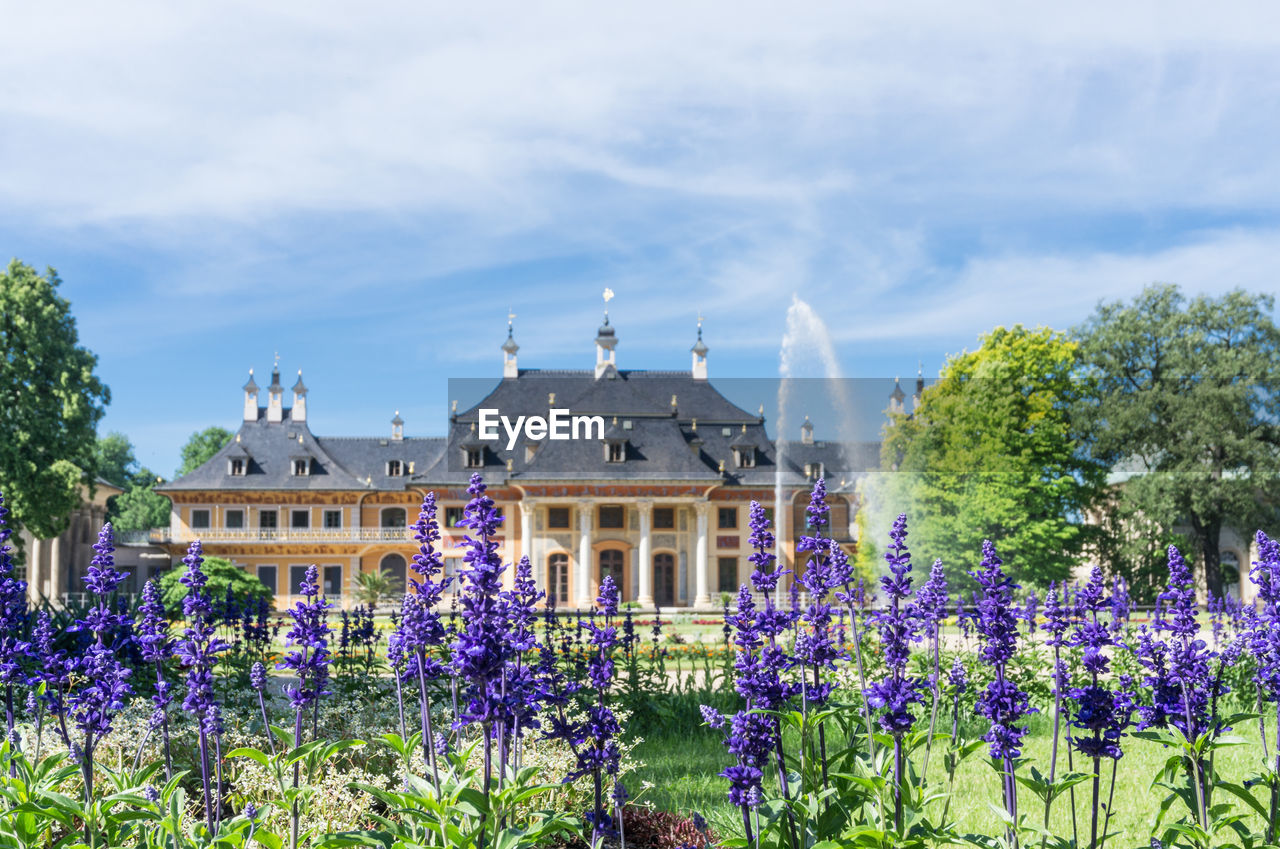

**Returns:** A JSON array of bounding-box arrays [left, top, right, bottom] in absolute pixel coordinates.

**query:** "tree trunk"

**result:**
[[1191, 514, 1224, 601]]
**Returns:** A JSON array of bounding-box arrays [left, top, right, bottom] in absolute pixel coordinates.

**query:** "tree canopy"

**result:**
[[876, 325, 1108, 588], [157, 555, 272, 617], [0, 261, 109, 540], [94, 432, 171, 532], [94, 431, 136, 489], [1074, 284, 1280, 599], [177, 426, 233, 478]]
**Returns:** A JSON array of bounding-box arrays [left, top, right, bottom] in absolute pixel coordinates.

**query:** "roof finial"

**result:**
[[602, 287, 614, 322], [273, 351, 280, 368]]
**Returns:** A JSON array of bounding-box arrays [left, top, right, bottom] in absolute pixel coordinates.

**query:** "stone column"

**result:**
[[576, 500, 593, 609], [693, 502, 711, 608], [28, 537, 45, 605], [520, 500, 535, 568], [636, 500, 653, 607], [50, 535, 64, 604]]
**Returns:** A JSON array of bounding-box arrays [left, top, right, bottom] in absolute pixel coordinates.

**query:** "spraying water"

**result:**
[[775, 295, 858, 597]]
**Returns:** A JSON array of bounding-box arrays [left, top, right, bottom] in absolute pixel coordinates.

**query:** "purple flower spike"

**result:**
[[0, 495, 30, 745], [277, 565, 333, 712], [970, 540, 1033, 761], [865, 514, 923, 736], [174, 540, 230, 830]]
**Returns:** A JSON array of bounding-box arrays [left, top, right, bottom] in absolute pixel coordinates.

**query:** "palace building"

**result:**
[[151, 316, 880, 610]]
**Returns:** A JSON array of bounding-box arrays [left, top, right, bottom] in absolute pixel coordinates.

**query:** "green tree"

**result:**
[[110, 475, 172, 532], [876, 325, 1108, 588], [158, 555, 272, 616], [177, 426, 233, 478], [0, 261, 110, 540], [94, 432, 172, 532], [94, 431, 136, 488], [1074, 285, 1280, 599]]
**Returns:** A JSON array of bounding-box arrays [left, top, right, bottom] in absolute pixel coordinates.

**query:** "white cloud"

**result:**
[[4, 1, 1280, 227], [840, 227, 1280, 343]]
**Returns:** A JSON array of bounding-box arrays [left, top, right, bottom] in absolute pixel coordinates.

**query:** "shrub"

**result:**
[[157, 555, 272, 616]]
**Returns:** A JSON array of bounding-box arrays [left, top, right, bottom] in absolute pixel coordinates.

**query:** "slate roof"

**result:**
[[163, 366, 881, 492]]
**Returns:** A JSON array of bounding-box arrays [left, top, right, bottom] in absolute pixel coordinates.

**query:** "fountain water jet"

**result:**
[[775, 295, 859, 601]]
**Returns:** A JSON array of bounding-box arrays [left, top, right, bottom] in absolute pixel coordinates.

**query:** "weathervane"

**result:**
[[273, 351, 280, 368], [602, 288, 614, 320]]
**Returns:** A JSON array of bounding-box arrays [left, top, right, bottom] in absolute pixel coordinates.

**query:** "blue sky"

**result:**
[[3, 2, 1279, 475]]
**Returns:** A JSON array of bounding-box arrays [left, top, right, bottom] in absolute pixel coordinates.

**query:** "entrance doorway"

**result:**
[[653, 552, 675, 607]]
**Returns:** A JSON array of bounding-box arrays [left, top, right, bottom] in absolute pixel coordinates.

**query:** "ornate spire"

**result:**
[[243, 368, 260, 422], [889, 376, 906, 415], [503, 310, 520, 378], [595, 289, 618, 378], [291, 369, 308, 422], [800, 415, 814, 445], [690, 312, 708, 379], [266, 361, 284, 423]]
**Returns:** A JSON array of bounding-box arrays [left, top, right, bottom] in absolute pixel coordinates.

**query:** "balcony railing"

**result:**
[[148, 527, 478, 544]]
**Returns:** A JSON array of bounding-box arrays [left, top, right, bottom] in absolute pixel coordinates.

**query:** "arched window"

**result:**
[[379, 553, 407, 595], [599, 549, 625, 597], [548, 553, 570, 606], [381, 507, 407, 528], [653, 552, 675, 608]]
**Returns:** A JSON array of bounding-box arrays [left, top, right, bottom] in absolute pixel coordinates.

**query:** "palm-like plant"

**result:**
[[352, 568, 403, 608]]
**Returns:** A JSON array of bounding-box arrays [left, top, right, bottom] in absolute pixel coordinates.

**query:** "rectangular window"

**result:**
[[291, 509, 310, 529], [718, 557, 738, 593], [598, 505, 624, 529], [466, 449, 483, 468], [289, 565, 308, 595], [225, 509, 244, 529], [259, 510, 278, 529], [718, 507, 738, 529], [547, 506, 571, 529], [190, 509, 210, 529], [606, 443, 624, 462], [323, 565, 342, 597], [653, 507, 675, 529], [445, 506, 465, 527], [387, 460, 402, 476], [323, 509, 342, 529], [257, 565, 278, 593], [229, 458, 246, 476], [293, 458, 310, 476], [444, 557, 462, 584]]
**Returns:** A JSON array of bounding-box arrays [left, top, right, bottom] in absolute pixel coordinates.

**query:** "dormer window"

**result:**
[[602, 416, 627, 463], [466, 448, 483, 468], [387, 459, 403, 476], [229, 458, 246, 476], [735, 447, 756, 468], [292, 458, 311, 476]]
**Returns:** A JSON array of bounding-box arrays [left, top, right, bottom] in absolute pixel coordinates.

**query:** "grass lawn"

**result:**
[[629, 711, 1277, 844]]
